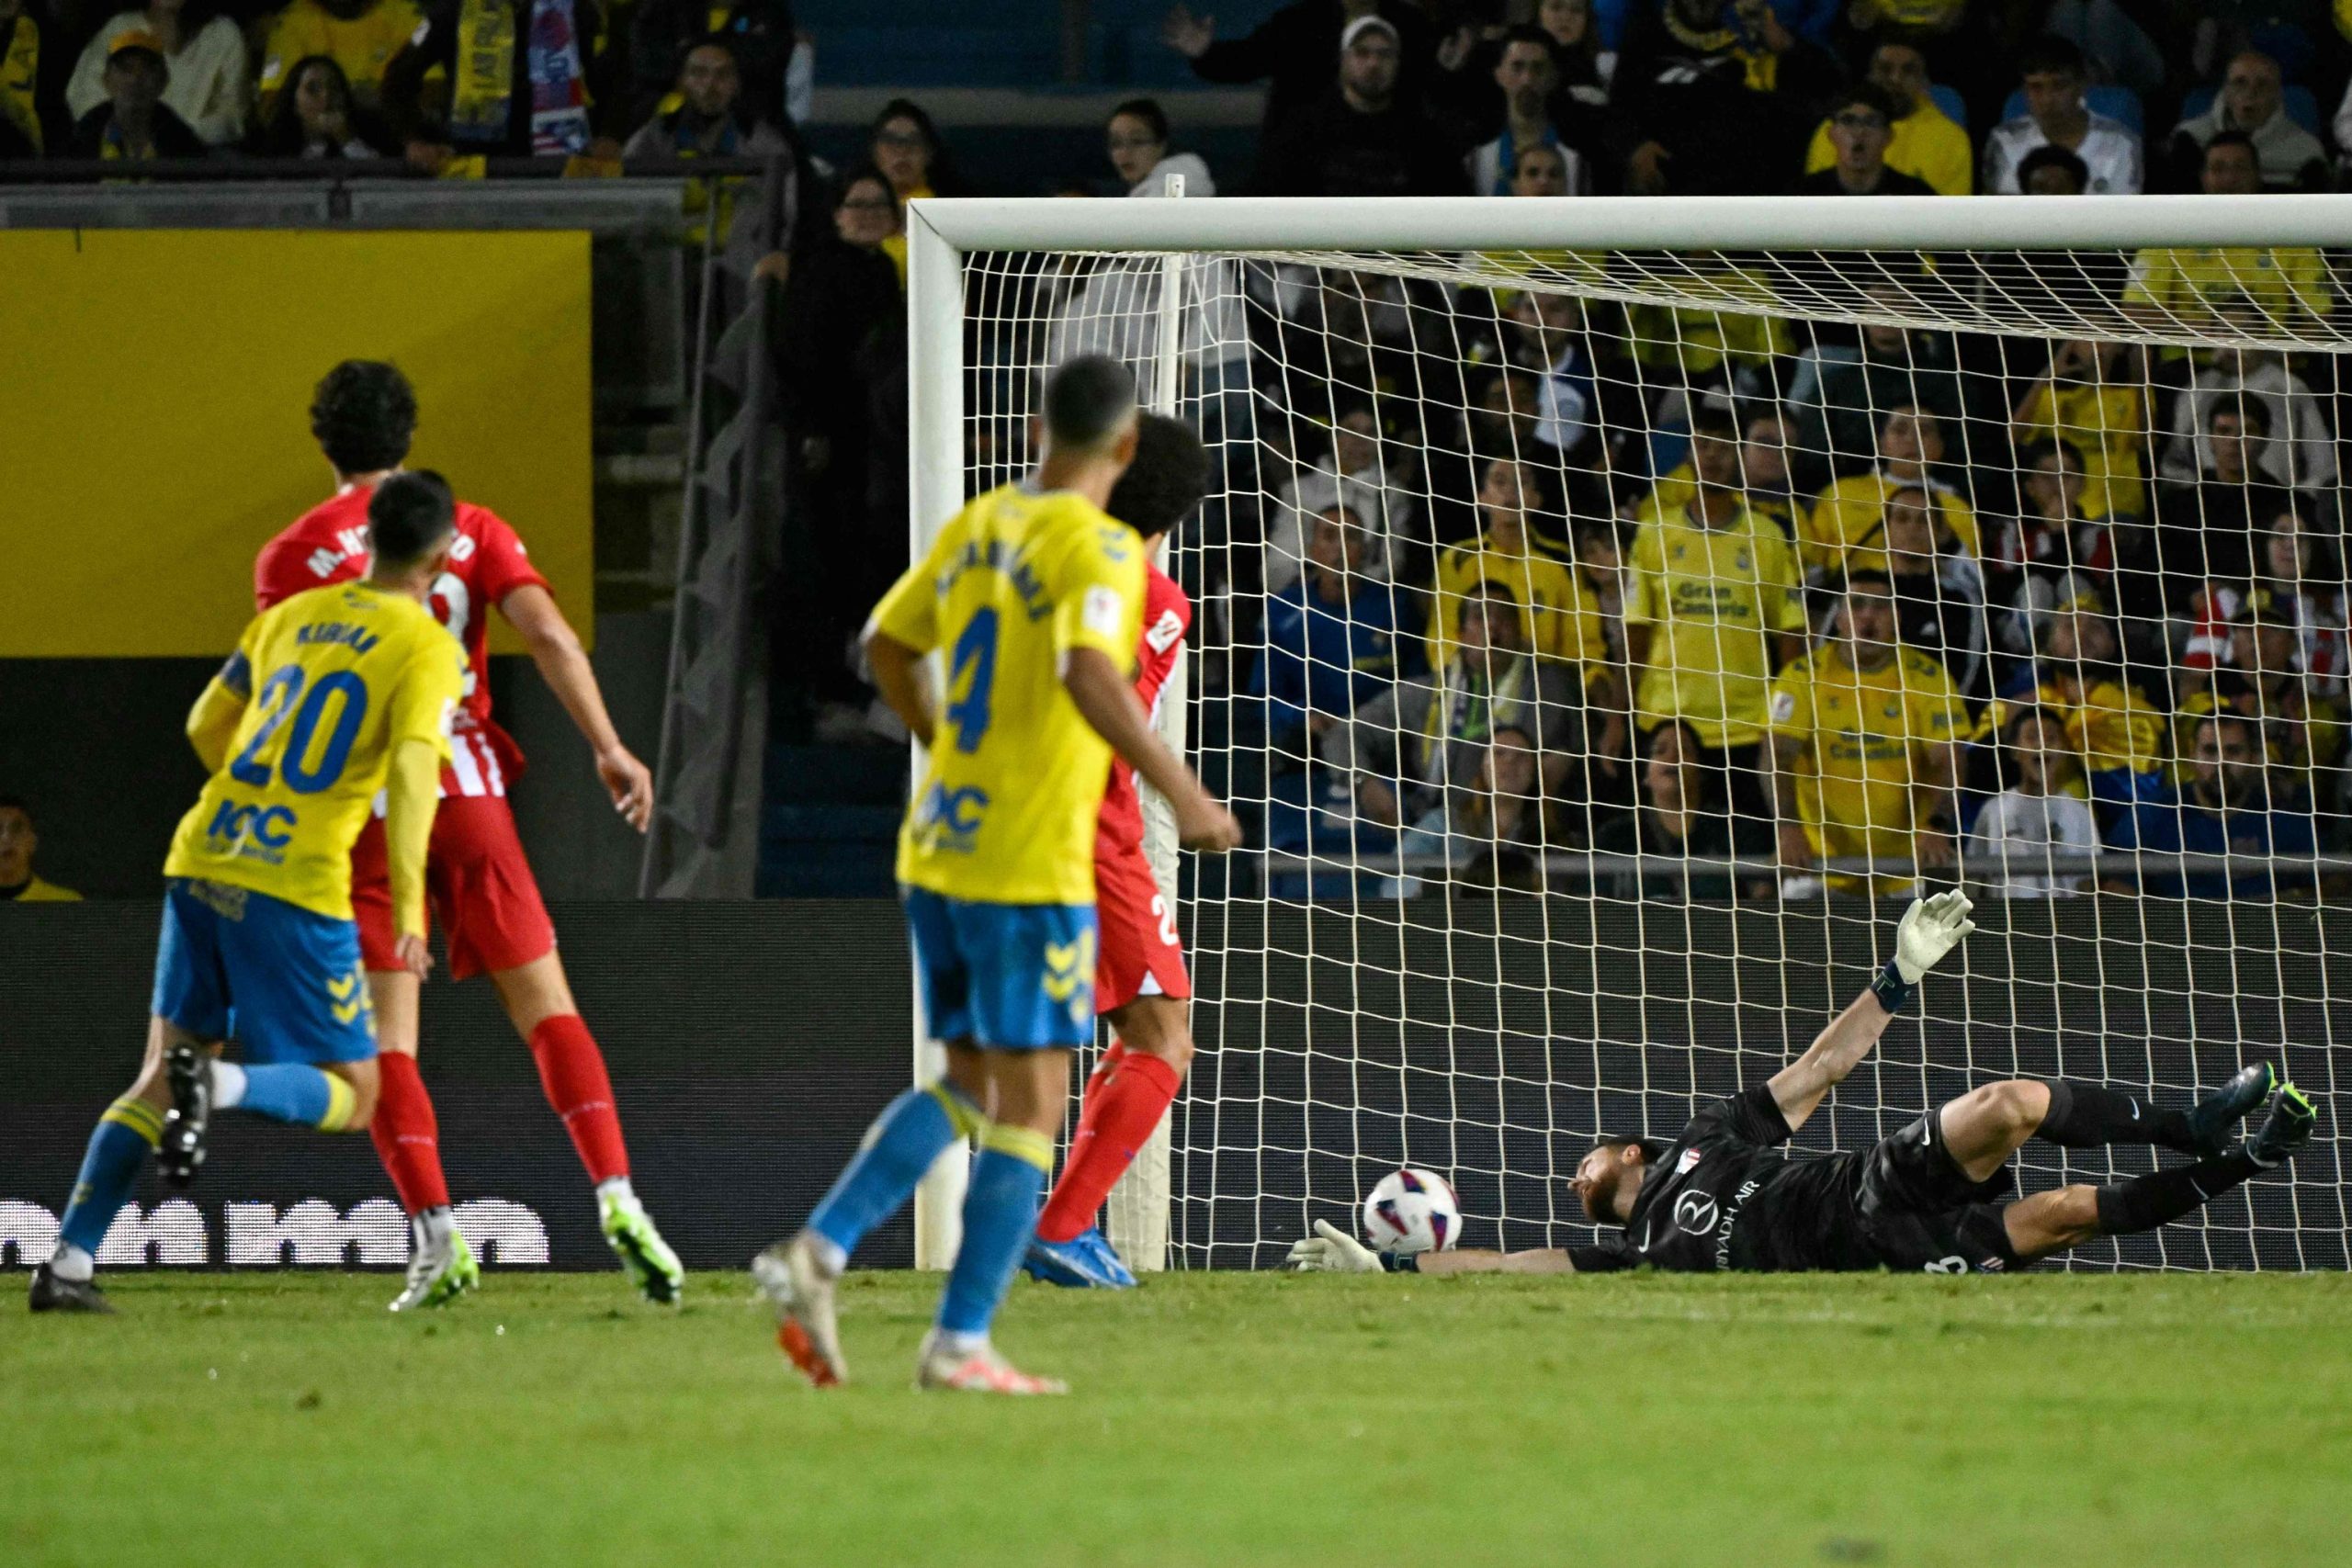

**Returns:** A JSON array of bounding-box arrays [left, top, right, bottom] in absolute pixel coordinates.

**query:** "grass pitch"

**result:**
[[5, 1269, 2348, 1568]]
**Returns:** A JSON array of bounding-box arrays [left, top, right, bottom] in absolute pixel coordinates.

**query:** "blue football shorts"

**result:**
[[152, 878, 377, 1065], [903, 886, 1097, 1050]]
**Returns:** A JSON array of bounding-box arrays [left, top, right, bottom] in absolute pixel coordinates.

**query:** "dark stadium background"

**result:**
[[8, 897, 2342, 1273]]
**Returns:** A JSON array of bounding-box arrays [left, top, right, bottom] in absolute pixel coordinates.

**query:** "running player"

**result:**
[[1290, 892, 2319, 1278], [1024, 412, 1210, 1290], [254, 361, 680, 1311], [30, 475, 467, 1313], [753, 356, 1242, 1394]]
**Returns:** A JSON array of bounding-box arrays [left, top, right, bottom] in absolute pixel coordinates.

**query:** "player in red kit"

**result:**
[[254, 361, 684, 1311], [1025, 412, 1211, 1289]]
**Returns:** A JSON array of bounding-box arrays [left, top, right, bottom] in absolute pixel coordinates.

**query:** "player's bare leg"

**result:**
[[2001, 1081, 2318, 1262], [1028, 995, 1193, 1289], [491, 951, 682, 1303], [368, 968, 482, 1313], [914, 1045, 1072, 1394], [1934, 1064, 2281, 1184]]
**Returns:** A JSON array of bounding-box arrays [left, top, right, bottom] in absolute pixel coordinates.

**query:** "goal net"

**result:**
[[910, 196, 2350, 1274]]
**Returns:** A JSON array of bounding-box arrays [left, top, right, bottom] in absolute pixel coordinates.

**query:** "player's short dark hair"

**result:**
[[1109, 96, 1169, 143], [368, 469, 456, 568], [1591, 1134, 1668, 1167], [2017, 34, 2085, 80], [1042, 355, 1138, 454], [311, 360, 418, 474], [2016, 143, 2089, 192], [0, 794, 28, 820], [1844, 569, 1894, 596], [1105, 412, 1209, 541]]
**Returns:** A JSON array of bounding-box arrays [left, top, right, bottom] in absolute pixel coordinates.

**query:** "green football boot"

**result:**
[[2248, 1083, 2318, 1168], [601, 1189, 684, 1305], [390, 1220, 480, 1313]]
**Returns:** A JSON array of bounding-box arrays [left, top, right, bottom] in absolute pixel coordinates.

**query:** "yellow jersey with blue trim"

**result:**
[[873, 482, 1147, 907], [165, 581, 465, 921]]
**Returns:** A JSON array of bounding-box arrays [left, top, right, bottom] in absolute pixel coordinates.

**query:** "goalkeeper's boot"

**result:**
[[2247, 1083, 2318, 1168], [752, 1233, 845, 1388], [602, 1189, 684, 1306], [1022, 1227, 1136, 1289], [2187, 1061, 2278, 1156], [157, 1044, 210, 1190], [914, 1331, 1068, 1396], [28, 1263, 114, 1315], [389, 1222, 479, 1314]]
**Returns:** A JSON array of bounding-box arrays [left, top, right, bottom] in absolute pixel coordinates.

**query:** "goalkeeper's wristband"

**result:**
[[1377, 1250, 1419, 1274], [1869, 956, 1916, 1015]]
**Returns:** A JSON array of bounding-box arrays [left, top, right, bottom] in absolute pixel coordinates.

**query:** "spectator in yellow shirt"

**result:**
[[2012, 336, 2150, 520], [1803, 40, 1971, 195], [1804, 403, 1980, 577], [1767, 573, 1965, 897], [257, 0, 421, 114], [1634, 408, 1801, 542], [1981, 603, 2166, 828], [2124, 133, 2333, 342], [1431, 456, 1610, 677], [0, 795, 82, 902], [1625, 410, 1810, 829]]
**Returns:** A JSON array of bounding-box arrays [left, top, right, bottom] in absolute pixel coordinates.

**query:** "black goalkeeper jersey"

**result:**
[[1586, 1086, 1883, 1273]]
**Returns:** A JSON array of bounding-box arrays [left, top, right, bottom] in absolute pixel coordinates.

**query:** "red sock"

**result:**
[[1036, 1045, 1181, 1243], [370, 1052, 451, 1213], [527, 1014, 630, 1184]]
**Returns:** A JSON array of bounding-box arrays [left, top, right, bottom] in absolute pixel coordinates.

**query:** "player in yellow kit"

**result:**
[[29, 474, 466, 1314], [754, 355, 1239, 1395]]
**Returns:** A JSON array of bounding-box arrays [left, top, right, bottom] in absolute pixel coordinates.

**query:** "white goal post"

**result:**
[[905, 194, 2352, 1272]]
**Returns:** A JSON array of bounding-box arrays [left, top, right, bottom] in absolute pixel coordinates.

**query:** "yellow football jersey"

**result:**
[[2124, 246, 2333, 329], [2016, 380, 2148, 520], [1804, 473, 1981, 575], [1624, 505, 1808, 749], [1982, 677, 2165, 777], [1768, 647, 1965, 890], [165, 582, 464, 921], [1805, 101, 1973, 196], [874, 483, 1146, 907], [1430, 532, 1607, 671]]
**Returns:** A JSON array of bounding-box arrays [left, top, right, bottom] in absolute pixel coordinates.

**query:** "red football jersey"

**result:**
[[1095, 562, 1192, 863], [254, 484, 549, 731]]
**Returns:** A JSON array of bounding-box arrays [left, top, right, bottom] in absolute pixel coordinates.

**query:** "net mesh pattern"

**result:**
[[951, 240, 2352, 1272]]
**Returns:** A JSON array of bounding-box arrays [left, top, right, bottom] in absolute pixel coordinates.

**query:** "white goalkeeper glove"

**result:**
[[1892, 889, 1975, 984], [1285, 1220, 1388, 1274]]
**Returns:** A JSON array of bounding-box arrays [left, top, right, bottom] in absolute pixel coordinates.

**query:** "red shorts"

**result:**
[[351, 794, 558, 980], [1094, 841, 1189, 1014]]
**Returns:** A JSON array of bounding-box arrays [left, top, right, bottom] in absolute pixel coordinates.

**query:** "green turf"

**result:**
[[5, 1269, 2349, 1567]]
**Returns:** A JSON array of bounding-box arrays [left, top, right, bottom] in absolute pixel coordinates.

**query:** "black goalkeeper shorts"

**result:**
[[1853, 1109, 2024, 1275]]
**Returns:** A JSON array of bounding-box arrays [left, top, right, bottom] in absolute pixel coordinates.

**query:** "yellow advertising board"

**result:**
[[0, 229, 593, 657]]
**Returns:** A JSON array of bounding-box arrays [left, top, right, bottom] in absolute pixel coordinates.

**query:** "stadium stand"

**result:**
[[7, 0, 2352, 898]]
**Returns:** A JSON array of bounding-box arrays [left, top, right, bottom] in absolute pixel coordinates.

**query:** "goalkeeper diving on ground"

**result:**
[[1291, 893, 2320, 1279]]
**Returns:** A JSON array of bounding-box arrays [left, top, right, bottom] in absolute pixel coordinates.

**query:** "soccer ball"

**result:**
[[1361, 1168, 1462, 1255]]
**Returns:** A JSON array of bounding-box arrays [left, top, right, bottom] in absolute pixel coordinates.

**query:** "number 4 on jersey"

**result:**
[[944, 608, 999, 753]]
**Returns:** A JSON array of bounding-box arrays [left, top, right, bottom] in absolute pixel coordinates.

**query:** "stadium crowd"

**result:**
[[9, 0, 2352, 899]]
